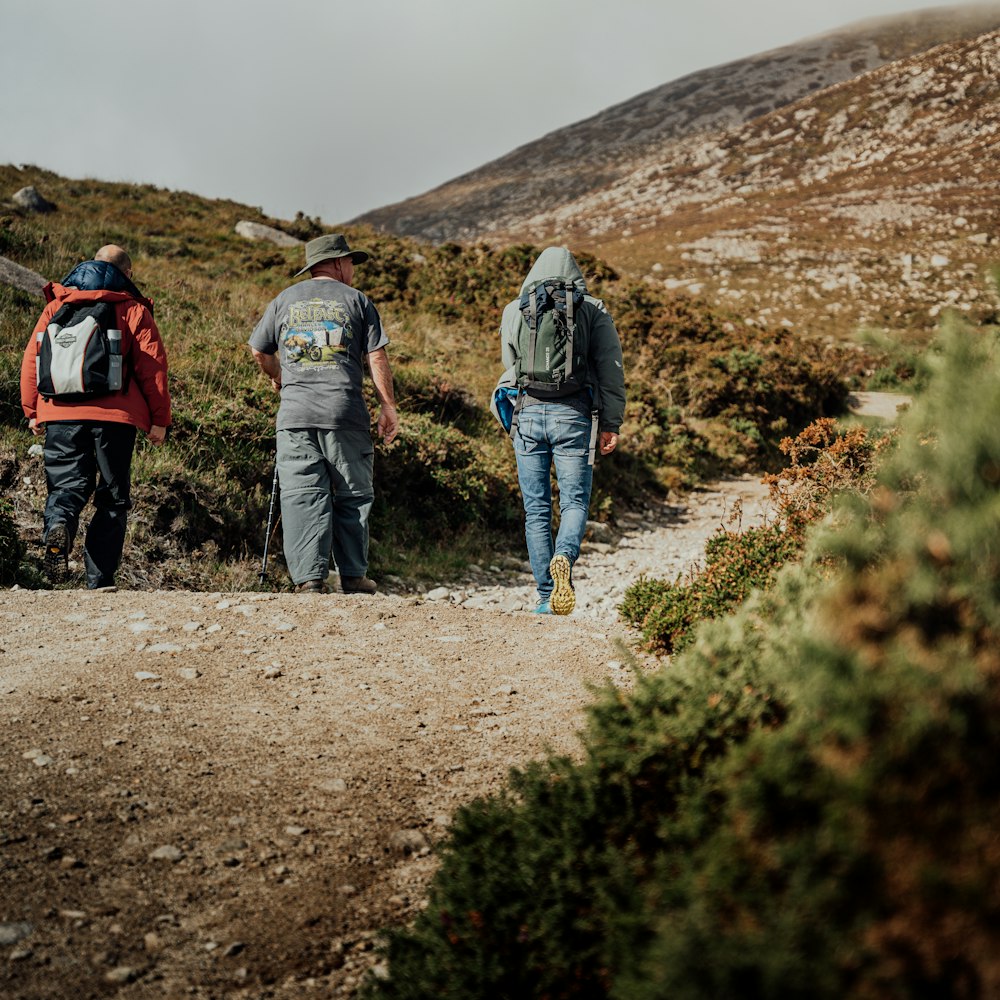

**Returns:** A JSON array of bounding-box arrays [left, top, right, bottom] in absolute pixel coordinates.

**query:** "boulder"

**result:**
[[234, 221, 302, 247], [0, 255, 46, 298], [12, 186, 55, 213]]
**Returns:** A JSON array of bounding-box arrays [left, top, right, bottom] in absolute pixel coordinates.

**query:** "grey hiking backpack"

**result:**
[[514, 279, 587, 396], [36, 300, 126, 402]]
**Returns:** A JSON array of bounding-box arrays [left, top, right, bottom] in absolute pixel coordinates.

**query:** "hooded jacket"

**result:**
[[498, 247, 626, 433], [20, 261, 171, 432]]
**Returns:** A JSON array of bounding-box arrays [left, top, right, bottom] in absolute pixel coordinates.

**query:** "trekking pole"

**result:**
[[259, 462, 280, 585]]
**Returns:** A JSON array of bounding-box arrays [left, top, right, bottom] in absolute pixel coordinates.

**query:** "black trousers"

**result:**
[[43, 421, 137, 589]]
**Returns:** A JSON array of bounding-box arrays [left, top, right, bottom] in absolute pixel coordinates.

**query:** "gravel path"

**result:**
[[415, 474, 771, 616], [0, 476, 771, 998]]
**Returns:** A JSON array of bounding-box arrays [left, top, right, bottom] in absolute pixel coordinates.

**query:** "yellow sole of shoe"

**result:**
[[549, 555, 575, 615]]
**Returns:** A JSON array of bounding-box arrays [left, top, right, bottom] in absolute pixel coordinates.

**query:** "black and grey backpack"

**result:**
[[36, 300, 126, 402]]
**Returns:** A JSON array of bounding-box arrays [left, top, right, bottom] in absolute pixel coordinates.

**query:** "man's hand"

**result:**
[[600, 431, 619, 455], [367, 348, 398, 444], [148, 425, 167, 446], [251, 348, 281, 392], [28, 418, 43, 437], [378, 404, 399, 445]]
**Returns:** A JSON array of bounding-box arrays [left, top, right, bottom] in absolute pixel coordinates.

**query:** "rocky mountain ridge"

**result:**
[[355, 5, 1000, 343], [355, 4, 1000, 246]]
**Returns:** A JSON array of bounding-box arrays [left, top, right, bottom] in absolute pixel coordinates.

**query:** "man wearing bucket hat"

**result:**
[[249, 233, 398, 594]]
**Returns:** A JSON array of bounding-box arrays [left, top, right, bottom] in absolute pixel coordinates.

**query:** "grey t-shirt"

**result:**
[[249, 278, 389, 431]]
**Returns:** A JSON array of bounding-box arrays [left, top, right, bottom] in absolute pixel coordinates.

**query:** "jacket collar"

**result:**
[[44, 260, 154, 313]]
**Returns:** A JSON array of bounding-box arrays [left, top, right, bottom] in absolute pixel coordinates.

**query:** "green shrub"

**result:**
[[621, 418, 890, 653], [0, 497, 25, 584], [366, 319, 1000, 999], [622, 524, 802, 654]]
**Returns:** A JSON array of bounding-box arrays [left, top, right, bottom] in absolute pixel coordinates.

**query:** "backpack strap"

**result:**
[[563, 280, 575, 385], [509, 388, 525, 442], [527, 286, 538, 382]]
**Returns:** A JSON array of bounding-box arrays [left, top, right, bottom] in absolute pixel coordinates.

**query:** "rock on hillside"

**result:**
[[11, 186, 55, 214], [0, 255, 46, 297], [354, 4, 1000, 243], [234, 220, 303, 247]]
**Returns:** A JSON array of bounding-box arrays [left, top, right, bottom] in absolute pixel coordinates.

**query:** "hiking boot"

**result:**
[[341, 575, 377, 595], [532, 601, 551, 615], [295, 580, 326, 594], [43, 522, 69, 585], [549, 554, 575, 615]]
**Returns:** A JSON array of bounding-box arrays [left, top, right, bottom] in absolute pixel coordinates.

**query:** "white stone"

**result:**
[[149, 845, 184, 862], [234, 221, 302, 247]]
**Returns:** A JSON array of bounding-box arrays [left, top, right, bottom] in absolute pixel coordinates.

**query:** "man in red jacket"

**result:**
[[20, 244, 171, 589]]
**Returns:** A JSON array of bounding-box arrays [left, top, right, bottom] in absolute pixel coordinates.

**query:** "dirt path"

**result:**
[[0, 479, 770, 999], [846, 390, 913, 421]]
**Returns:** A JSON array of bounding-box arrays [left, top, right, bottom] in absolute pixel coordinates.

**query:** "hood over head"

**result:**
[[520, 247, 586, 294]]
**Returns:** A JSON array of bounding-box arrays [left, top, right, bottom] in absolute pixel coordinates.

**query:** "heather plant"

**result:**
[[621, 417, 892, 653], [620, 521, 802, 654], [364, 319, 1000, 998]]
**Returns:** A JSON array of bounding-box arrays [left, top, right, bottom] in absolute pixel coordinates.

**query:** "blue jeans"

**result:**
[[514, 404, 595, 604]]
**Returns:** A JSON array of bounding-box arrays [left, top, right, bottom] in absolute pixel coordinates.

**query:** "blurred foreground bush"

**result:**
[[363, 320, 1000, 998]]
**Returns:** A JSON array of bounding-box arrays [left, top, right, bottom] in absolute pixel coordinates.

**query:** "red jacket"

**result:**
[[21, 283, 171, 432]]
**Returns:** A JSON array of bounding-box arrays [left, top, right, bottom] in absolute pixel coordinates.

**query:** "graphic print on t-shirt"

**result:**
[[282, 299, 354, 366]]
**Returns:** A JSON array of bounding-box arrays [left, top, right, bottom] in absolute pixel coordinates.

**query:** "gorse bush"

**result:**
[[621, 417, 892, 653], [620, 522, 802, 654], [365, 320, 1000, 998]]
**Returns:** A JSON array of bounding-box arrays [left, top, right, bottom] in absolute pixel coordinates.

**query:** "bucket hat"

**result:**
[[294, 233, 371, 276]]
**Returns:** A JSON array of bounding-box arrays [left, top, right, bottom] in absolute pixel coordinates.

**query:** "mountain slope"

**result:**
[[533, 27, 1000, 342], [355, 4, 1000, 244]]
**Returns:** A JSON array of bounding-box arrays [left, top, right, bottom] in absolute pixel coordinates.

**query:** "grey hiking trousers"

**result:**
[[276, 428, 374, 585]]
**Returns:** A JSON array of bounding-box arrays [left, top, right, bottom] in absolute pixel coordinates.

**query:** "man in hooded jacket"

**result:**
[[496, 246, 626, 614], [20, 244, 171, 589]]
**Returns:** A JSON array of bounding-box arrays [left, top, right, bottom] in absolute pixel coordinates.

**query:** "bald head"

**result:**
[[95, 244, 133, 276]]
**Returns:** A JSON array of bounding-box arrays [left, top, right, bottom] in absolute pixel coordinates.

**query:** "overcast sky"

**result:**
[[0, 0, 990, 224]]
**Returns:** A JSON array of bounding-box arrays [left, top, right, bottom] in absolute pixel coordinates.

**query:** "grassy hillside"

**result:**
[[1, 166, 852, 590]]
